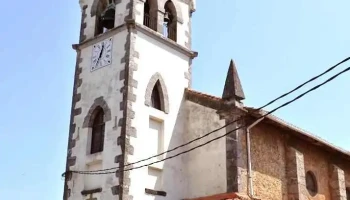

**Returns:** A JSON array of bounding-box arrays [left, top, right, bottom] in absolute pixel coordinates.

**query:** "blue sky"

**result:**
[[0, 0, 349, 199]]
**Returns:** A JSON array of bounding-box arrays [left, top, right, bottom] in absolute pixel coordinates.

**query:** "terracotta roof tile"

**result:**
[[185, 89, 225, 110], [185, 88, 222, 101]]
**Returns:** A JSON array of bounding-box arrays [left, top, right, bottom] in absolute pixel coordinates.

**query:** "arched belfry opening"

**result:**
[[164, 0, 177, 41], [90, 107, 105, 154], [145, 73, 170, 113], [143, 0, 158, 31], [95, 0, 116, 36]]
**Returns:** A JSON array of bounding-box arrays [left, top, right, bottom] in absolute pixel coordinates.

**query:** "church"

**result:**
[[63, 0, 350, 200]]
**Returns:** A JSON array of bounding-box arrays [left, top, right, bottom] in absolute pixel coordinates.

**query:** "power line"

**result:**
[[256, 57, 350, 109], [67, 63, 350, 175], [64, 57, 349, 175]]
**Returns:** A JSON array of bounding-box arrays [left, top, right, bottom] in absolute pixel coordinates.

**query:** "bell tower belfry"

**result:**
[[63, 0, 197, 200]]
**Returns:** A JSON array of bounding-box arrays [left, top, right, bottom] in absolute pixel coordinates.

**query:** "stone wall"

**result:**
[[243, 121, 350, 200], [241, 123, 288, 200], [345, 168, 350, 198], [346, 169, 350, 189], [293, 138, 331, 200]]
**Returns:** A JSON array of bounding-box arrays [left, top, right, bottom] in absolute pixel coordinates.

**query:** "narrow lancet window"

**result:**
[[91, 107, 105, 154], [151, 81, 162, 111]]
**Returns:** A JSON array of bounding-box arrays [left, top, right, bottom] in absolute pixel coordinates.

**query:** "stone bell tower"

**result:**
[[63, 0, 197, 200]]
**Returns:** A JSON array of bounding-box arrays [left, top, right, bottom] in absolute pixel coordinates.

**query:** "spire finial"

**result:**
[[222, 59, 245, 101]]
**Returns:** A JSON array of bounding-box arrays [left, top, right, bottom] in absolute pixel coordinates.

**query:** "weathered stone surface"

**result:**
[[117, 9, 138, 200], [82, 96, 112, 128], [222, 60, 245, 101], [329, 164, 347, 200], [80, 5, 88, 42], [63, 47, 84, 200], [286, 147, 306, 199]]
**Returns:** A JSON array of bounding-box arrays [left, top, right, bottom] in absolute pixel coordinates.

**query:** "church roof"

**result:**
[[185, 89, 350, 161], [185, 88, 224, 110], [245, 107, 350, 160], [222, 60, 245, 101]]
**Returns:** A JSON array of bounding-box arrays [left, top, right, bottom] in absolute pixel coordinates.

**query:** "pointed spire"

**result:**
[[222, 59, 245, 101]]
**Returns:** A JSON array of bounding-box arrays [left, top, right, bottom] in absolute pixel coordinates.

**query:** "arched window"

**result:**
[[95, 0, 115, 36], [145, 73, 169, 113], [164, 0, 177, 41], [346, 187, 350, 200], [151, 81, 162, 110], [143, 0, 158, 31], [91, 107, 105, 154], [305, 171, 318, 196]]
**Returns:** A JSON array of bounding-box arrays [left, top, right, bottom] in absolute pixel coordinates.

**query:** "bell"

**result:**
[[101, 3, 116, 29], [164, 11, 170, 23]]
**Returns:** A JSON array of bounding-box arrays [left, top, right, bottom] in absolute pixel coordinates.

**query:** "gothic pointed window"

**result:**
[[145, 73, 169, 113], [91, 107, 105, 154], [151, 81, 162, 111]]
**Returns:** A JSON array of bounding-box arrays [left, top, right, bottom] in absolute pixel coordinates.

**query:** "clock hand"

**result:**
[[100, 43, 105, 59], [96, 43, 104, 66]]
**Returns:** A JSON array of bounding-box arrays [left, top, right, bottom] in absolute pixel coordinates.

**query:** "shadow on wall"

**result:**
[[147, 97, 227, 200], [149, 97, 188, 199], [142, 95, 336, 200]]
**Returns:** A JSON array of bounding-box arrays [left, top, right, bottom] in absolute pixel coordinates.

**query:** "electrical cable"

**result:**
[[67, 64, 350, 175], [255, 57, 350, 110], [63, 57, 350, 175], [63, 57, 349, 175]]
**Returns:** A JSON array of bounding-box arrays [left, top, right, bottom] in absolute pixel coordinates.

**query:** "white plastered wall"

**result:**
[[128, 31, 190, 200], [183, 101, 227, 199], [68, 29, 128, 200]]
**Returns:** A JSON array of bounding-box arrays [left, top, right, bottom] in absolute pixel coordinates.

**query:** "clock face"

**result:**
[[91, 37, 113, 71]]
